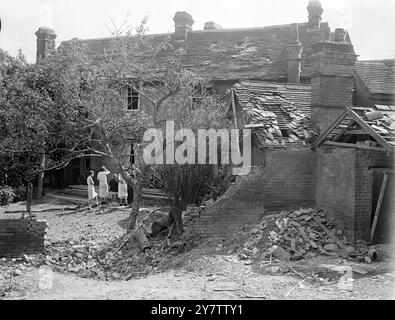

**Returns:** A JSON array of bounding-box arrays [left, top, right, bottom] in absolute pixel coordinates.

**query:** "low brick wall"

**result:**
[[0, 219, 47, 257]]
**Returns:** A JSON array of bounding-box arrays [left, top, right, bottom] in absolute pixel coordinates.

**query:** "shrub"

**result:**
[[13, 185, 27, 202], [0, 186, 16, 206]]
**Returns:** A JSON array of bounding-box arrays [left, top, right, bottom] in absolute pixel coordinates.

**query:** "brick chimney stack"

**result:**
[[310, 39, 357, 133], [307, 0, 323, 29], [35, 26, 56, 62], [173, 11, 194, 40], [287, 23, 302, 83]]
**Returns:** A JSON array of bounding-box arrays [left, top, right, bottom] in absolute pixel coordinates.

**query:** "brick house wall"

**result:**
[[183, 148, 317, 240], [354, 149, 393, 242], [316, 147, 393, 243], [316, 147, 356, 241]]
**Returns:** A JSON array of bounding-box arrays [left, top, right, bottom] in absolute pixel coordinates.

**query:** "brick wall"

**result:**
[[316, 147, 394, 243], [310, 41, 356, 133], [183, 148, 317, 242], [354, 149, 393, 243], [316, 148, 356, 242], [311, 75, 354, 107], [0, 219, 47, 257]]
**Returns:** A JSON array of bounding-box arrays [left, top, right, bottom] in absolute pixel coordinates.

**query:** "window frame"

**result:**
[[125, 85, 140, 111]]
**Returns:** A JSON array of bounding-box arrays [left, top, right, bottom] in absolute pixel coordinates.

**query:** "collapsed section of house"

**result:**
[[183, 42, 394, 246]]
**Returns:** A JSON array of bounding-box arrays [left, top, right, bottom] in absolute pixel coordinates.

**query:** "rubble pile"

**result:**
[[237, 208, 378, 263], [37, 234, 186, 281]]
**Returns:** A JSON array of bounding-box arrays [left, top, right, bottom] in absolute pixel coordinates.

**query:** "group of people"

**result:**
[[86, 165, 137, 209]]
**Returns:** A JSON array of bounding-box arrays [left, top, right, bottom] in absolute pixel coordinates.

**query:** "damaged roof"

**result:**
[[61, 22, 332, 81], [232, 80, 317, 146], [354, 61, 395, 95], [313, 105, 395, 153]]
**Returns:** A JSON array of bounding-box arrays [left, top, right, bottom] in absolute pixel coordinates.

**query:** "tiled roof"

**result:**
[[312, 105, 395, 152], [61, 22, 331, 81], [351, 105, 395, 148], [232, 81, 317, 146], [354, 61, 395, 95]]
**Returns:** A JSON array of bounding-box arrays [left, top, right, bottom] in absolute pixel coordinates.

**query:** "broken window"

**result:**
[[126, 85, 139, 111]]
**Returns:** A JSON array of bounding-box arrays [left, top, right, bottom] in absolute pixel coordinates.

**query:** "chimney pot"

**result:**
[[334, 28, 346, 42], [204, 21, 222, 30], [35, 26, 56, 62], [307, 0, 323, 29], [173, 11, 194, 40]]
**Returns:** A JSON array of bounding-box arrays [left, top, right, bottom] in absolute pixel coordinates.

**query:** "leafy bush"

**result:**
[[0, 186, 16, 206], [13, 185, 27, 202]]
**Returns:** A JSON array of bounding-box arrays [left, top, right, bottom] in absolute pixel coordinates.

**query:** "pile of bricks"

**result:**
[[0, 219, 47, 257]]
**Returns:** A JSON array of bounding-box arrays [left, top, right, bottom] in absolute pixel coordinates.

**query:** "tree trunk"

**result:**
[[134, 228, 151, 251], [128, 175, 142, 231], [169, 203, 183, 237], [36, 153, 45, 200], [25, 182, 33, 218]]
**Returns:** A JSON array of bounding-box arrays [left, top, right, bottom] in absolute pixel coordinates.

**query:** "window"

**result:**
[[129, 141, 136, 165], [280, 129, 290, 138], [126, 86, 139, 111]]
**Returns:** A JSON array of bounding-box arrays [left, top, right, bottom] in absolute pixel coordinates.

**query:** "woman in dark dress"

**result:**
[[108, 174, 119, 204]]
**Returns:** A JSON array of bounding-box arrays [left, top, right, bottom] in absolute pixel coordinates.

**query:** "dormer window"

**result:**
[[126, 85, 140, 111]]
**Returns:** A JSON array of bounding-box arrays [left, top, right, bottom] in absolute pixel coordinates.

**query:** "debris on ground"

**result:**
[[229, 208, 380, 264]]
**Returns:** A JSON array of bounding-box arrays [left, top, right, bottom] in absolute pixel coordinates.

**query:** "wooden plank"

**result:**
[[312, 109, 349, 148], [371, 173, 389, 242], [333, 119, 359, 141], [231, 88, 238, 129], [347, 108, 394, 152], [345, 130, 369, 135], [323, 141, 388, 152]]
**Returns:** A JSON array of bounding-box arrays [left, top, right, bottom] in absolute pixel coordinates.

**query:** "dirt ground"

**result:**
[[1, 198, 394, 300]]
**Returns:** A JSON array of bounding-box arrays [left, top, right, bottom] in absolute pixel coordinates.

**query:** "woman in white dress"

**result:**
[[117, 173, 128, 206], [87, 171, 98, 209], [97, 166, 110, 204]]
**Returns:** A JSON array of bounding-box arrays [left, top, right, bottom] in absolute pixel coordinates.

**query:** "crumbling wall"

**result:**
[[0, 219, 47, 257], [183, 148, 317, 242], [316, 147, 356, 242]]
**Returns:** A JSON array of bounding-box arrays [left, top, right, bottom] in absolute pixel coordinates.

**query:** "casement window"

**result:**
[[126, 85, 140, 111]]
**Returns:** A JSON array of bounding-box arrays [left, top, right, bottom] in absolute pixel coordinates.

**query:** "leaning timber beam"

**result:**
[[370, 173, 389, 242], [323, 141, 388, 152]]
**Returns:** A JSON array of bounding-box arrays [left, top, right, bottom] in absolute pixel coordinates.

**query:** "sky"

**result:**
[[0, 0, 395, 63]]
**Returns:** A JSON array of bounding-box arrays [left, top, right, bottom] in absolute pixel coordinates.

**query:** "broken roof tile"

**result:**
[[232, 80, 316, 146]]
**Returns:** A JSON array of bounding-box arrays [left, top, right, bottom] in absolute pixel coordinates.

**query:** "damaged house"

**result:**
[[36, 0, 341, 185], [33, 0, 393, 244], [222, 33, 394, 244]]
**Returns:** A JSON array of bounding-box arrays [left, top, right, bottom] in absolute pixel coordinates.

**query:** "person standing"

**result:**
[[108, 174, 119, 204], [87, 171, 98, 209], [117, 173, 128, 206], [97, 166, 110, 204], [127, 165, 137, 206]]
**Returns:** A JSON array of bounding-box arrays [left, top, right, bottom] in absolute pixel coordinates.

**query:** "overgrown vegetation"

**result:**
[[0, 16, 231, 236]]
